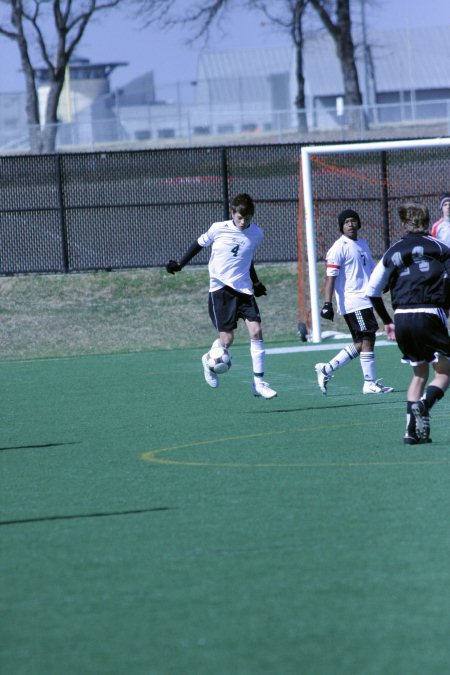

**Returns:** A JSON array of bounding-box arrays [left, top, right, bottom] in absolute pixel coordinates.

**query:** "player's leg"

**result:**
[[202, 288, 237, 388], [404, 363, 429, 444], [314, 312, 360, 395], [429, 357, 450, 393], [245, 320, 276, 399], [218, 331, 234, 349], [412, 355, 450, 442], [360, 335, 394, 394], [360, 334, 376, 384], [353, 310, 394, 394], [409, 312, 450, 441], [393, 312, 429, 443], [396, 312, 446, 443], [314, 345, 359, 395], [240, 294, 276, 399], [407, 363, 429, 402]]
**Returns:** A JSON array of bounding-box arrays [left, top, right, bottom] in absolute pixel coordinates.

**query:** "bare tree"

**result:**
[[136, 0, 241, 43], [0, 0, 123, 153], [309, 0, 366, 129], [138, 0, 366, 133], [139, 0, 303, 137], [255, 1, 310, 132], [250, 1, 369, 133], [138, 0, 312, 131]]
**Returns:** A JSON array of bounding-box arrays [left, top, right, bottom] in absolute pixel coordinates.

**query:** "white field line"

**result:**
[[267, 340, 396, 355]]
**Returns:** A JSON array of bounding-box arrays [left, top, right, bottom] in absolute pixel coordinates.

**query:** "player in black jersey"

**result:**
[[366, 201, 450, 445]]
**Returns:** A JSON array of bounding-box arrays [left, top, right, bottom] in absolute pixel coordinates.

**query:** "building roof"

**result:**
[[35, 57, 127, 83], [195, 25, 450, 100], [369, 25, 450, 92], [197, 46, 292, 79], [116, 72, 156, 105]]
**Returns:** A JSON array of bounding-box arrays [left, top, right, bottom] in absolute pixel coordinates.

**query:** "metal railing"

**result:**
[[1, 98, 449, 154]]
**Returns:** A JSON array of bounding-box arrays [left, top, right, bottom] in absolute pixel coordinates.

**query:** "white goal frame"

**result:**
[[301, 136, 450, 343]]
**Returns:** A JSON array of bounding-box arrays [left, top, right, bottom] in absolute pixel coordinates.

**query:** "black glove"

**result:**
[[166, 260, 182, 275], [253, 281, 267, 297], [320, 302, 334, 321]]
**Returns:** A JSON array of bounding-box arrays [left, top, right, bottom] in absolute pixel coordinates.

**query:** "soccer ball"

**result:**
[[206, 345, 232, 374]]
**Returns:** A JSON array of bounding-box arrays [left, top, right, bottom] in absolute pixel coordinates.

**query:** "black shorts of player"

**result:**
[[394, 309, 450, 365], [208, 285, 261, 332], [343, 307, 379, 342]]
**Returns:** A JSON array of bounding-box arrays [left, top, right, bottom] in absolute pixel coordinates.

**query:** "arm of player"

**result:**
[[250, 260, 267, 296], [366, 259, 395, 341], [369, 296, 396, 341], [166, 241, 202, 274], [320, 276, 335, 320]]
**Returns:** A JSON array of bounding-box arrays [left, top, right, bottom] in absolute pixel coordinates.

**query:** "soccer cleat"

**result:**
[[252, 380, 277, 399], [411, 400, 430, 442], [363, 379, 394, 394], [202, 353, 219, 388], [403, 431, 432, 445], [315, 363, 331, 395]]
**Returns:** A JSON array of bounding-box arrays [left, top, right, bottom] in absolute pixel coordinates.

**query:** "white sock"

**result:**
[[324, 345, 359, 374], [360, 351, 375, 382], [250, 339, 265, 378]]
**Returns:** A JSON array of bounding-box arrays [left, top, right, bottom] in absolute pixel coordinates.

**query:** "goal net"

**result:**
[[298, 137, 450, 343]]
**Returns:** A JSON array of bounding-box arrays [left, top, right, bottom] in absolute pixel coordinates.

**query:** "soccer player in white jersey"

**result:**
[[430, 192, 450, 247], [315, 208, 395, 395], [166, 193, 276, 399]]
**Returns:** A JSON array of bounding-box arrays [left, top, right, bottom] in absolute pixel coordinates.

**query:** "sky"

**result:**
[[0, 0, 448, 94]]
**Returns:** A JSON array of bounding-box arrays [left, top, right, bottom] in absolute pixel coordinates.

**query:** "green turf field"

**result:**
[[1, 342, 449, 675]]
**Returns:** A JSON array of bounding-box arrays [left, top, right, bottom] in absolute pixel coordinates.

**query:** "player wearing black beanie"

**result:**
[[315, 207, 394, 398], [338, 208, 361, 232]]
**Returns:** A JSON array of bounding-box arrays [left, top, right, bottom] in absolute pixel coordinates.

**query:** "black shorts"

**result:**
[[208, 286, 261, 332], [343, 307, 379, 341], [394, 309, 450, 365]]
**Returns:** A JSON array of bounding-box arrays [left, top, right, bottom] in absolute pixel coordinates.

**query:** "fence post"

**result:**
[[55, 155, 69, 272], [221, 147, 229, 219], [381, 150, 390, 251]]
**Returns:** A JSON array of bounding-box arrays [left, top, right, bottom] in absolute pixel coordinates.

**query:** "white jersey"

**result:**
[[431, 218, 450, 248], [325, 234, 375, 314], [197, 219, 264, 293]]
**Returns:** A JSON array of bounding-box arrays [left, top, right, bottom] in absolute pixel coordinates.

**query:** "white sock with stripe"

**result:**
[[250, 339, 265, 380], [323, 345, 359, 374], [360, 351, 376, 382]]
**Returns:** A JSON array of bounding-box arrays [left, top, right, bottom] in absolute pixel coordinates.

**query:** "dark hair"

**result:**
[[398, 202, 430, 232], [231, 193, 255, 217]]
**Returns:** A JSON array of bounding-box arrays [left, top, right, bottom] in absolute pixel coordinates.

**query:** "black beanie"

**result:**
[[338, 209, 361, 232]]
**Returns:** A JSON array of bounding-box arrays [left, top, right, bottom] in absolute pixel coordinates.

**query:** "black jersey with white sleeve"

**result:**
[[366, 232, 450, 310]]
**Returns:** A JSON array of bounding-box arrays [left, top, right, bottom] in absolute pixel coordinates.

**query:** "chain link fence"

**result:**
[[0, 143, 448, 275]]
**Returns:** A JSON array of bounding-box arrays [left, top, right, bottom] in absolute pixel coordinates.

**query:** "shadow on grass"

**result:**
[[0, 506, 172, 527]]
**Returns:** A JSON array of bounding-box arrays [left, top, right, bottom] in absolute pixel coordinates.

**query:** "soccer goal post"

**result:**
[[299, 136, 450, 343]]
